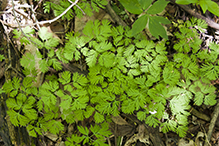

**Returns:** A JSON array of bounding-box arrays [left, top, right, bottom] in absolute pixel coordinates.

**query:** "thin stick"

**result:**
[[170, 0, 219, 30], [68, 0, 85, 15], [36, 0, 79, 25]]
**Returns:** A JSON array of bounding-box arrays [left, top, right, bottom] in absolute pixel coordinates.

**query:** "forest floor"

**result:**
[[1, 0, 219, 146]]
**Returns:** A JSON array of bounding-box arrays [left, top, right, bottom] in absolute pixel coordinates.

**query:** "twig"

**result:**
[[124, 9, 134, 22], [201, 125, 211, 146], [34, 0, 43, 11], [75, 4, 85, 15], [68, 0, 85, 15], [107, 137, 111, 146], [36, 0, 79, 25], [30, 5, 40, 30], [14, 8, 29, 18], [170, 0, 219, 30], [204, 101, 219, 146]]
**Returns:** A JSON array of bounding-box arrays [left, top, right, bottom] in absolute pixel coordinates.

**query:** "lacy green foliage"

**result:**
[[176, 0, 219, 17], [119, 0, 171, 39], [2, 17, 218, 145], [65, 123, 111, 146], [14, 26, 62, 74]]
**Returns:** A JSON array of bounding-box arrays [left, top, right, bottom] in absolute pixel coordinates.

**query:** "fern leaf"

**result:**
[[72, 72, 88, 87], [124, 44, 135, 57], [169, 95, 191, 115], [39, 59, 49, 73], [7, 110, 19, 126], [17, 114, 30, 126], [12, 77, 20, 90], [155, 40, 167, 55], [53, 0, 72, 19], [93, 41, 113, 53], [161, 120, 177, 133], [45, 37, 60, 48], [3, 80, 13, 93], [121, 99, 135, 114], [46, 120, 64, 134], [91, 122, 112, 137], [128, 69, 141, 77], [71, 96, 89, 110], [134, 76, 147, 88], [58, 71, 71, 84], [107, 81, 122, 94], [65, 134, 83, 146], [20, 52, 36, 70], [145, 115, 160, 128], [125, 56, 138, 68], [176, 125, 188, 137], [137, 110, 148, 121], [39, 88, 57, 106], [201, 63, 219, 80], [204, 93, 217, 106], [89, 75, 104, 85], [64, 84, 74, 92], [74, 109, 85, 121], [176, 114, 188, 125], [99, 52, 116, 68], [37, 100, 43, 111], [94, 111, 105, 123], [56, 48, 69, 63], [9, 90, 18, 98], [86, 50, 98, 67], [96, 101, 111, 114], [27, 125, 37, 137], [64, 47, 75, 61], [48, 58, 62, 71], [163, 62, 180, 85], [78, 126, 89, 135], [22, 77, 33, 88], [153, 102, 165, 119], [42, 80, 59, 92], [13, 29, 22, 39], [84, 106, 95, 118], [16, 93, 27, 102], [60, 95, 72, 110], [83, 20, 95, 38], [134, 49, 147, 62], [87, 85, 102, 95], [22, 108, 37, 121]]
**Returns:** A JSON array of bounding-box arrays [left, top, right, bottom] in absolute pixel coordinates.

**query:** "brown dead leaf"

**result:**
[[111, 115, 129, 125]]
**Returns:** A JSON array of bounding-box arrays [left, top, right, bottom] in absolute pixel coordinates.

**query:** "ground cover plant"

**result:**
[[1, 0, 219, 145]]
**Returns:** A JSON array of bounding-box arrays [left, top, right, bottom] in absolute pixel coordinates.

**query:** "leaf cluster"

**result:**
[[176, 0, 219, 17], [3, 15, 219, 145], [14, 26, 62, 75], [119, 0, 171, 39], [65, 122, 111, 146]]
